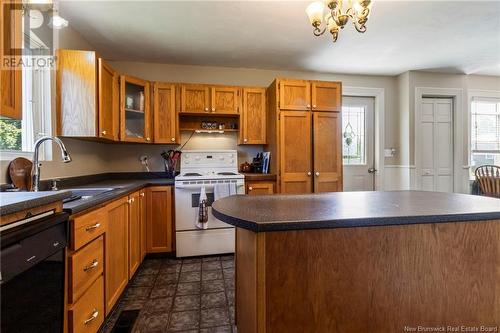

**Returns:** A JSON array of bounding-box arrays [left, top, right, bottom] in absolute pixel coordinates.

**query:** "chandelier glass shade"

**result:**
[[306, 0, 372, 43]]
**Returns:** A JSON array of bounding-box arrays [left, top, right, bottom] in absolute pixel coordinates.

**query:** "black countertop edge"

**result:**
[[211, 208, 500, 233], [62, 178, 175, 216], [0, 190, 73, 216], [1, 172, 177, 192]]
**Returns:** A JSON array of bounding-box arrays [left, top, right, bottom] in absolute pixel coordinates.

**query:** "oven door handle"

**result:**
[[175, 183, 242, 190]]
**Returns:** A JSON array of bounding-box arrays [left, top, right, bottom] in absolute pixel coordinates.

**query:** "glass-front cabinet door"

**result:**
[[120, 75, 151, 142]]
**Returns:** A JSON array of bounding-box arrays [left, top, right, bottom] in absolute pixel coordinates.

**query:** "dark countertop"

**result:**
[[0, 190, 73, 216], [242, 173, 277, 181], [212, 191, 500, 232], [62, 178, 175, 216]]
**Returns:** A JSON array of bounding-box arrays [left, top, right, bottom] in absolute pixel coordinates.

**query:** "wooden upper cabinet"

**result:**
[[153, 82, 177, 144], [146, 186, 173, 253], [313, 112, 342, 192], [279, 79, 311, 111], [105, 197, 129, 314], [180, 84, 210, 113], [211, 86, 240, 114], [279, 111, 312, 194], [241, 88, 266, 144], [120, 75, 151, 143], [311, 81, 341, 112], [0, 0, 22, 120], [98, 59, 119, 140]]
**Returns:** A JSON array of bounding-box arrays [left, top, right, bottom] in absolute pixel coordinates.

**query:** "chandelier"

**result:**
[[306, 0, 372, 43]]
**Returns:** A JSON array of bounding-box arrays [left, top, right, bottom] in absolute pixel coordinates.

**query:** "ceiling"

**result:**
[[59, 0, 500, 76]]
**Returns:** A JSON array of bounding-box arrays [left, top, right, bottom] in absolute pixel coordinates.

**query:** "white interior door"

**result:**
[[342, 96, 375, 191], [419, 98, 454, 192]]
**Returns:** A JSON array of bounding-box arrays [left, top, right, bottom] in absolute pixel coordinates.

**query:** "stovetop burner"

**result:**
[[183, 173, 202, 177], [217, 172, 237, 175]]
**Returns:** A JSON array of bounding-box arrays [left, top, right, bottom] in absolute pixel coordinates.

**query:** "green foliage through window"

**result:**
[[0, 119, 22, 150]]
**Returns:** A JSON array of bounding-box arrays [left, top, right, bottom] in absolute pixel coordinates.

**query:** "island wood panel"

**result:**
[[146, 186, 173, 253], [98, 59, 119, 141], [242, 88, 266, 144], [180, 84, 210, 113], [139, 190, 147, 261], [57, 50, 97, 136], [251, 220, 500, 333], [212, 86, 240, 114], [236, 228, 267, 333], [311, 81, 341, 112], [153, 82, 177, 144], [313, 112, 343, 192], [105, 197, 129, 314], [279, 111, 312, 193], [128, 191, 141, 278], [0, 0, 22, 120], [279, 79, 310, 111]]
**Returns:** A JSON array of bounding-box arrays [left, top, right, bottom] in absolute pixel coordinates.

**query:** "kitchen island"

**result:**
[[212, 191, 500, 333]]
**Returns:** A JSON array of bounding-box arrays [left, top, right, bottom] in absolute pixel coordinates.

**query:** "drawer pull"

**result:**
[[53, 241, 60, 247], [83, 309, 99, 325], [85, 223, 101, 231], [83, 259, 99, 272], [26, 255, 36, 262]]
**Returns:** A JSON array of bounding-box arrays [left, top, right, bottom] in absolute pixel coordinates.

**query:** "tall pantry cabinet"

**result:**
[[266, 78, 343, 194]]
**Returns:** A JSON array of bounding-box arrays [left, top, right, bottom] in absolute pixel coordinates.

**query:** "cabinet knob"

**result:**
[[146, 137, 151, 141], [315, 172, 320, 176], [249, 187, 253, 191], [140, 192, 145, 197], [128, 199, 133, 204], [205, 107, 209, 112], [313, 105, 316, 108], [243, 138, 248, 143], [307, 172, 312, 176], [307, 104, 311, 108], [212, 107, 215, 112], [171, 137, 175, 142], [101, 130, 107, 135]]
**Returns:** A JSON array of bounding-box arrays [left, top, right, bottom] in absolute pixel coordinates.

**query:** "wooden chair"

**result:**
[[475, 165, 500, 197]]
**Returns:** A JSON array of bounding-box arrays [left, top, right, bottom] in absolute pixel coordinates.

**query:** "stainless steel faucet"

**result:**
[[31, 136, 72, 192]]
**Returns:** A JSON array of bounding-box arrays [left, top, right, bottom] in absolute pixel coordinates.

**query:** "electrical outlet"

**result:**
[[139, 155, 149, 164]]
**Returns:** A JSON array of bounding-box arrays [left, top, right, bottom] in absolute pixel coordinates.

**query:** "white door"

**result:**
[[419, 98, 454, 192], [342, 96, 375, 191]]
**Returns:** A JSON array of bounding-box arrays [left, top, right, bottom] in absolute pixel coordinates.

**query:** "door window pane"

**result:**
[[342, 106, 366, 165]]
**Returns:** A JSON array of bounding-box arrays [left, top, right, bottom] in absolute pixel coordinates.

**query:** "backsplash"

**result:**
[[0, 132, 263, 185]]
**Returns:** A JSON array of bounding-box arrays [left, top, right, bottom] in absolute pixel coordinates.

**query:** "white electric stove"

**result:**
[[174, 150, 245, 257]]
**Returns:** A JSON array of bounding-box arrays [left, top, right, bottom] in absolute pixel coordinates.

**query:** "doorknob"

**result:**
[[368, 168, 377, 174]]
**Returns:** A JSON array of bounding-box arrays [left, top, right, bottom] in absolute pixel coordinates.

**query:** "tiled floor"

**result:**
[[100, 255, 235, 333]]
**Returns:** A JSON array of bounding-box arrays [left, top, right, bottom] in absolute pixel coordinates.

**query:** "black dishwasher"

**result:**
[[1, 211, 69, 333]]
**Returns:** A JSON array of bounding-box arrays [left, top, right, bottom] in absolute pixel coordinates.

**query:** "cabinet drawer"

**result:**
[[69, 275, 104, 333], [71, 209, 106, 250], [247, 181, 275, 195], [68, 236, 104, 304]]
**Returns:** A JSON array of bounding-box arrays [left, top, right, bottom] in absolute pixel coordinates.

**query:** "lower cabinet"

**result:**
[[68, 275, 104, 333], [105, 197, 129, 315], [139, 189, 147, 261], [146, 186, 174, 253], [67, 186, 173, 332], [128, 191, 141, 278], [246, 181, 275, 195]]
